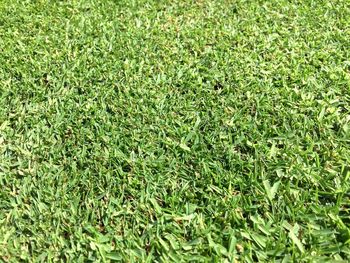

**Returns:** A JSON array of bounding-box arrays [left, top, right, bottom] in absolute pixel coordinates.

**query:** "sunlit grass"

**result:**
[[0, 0, 350, 261]]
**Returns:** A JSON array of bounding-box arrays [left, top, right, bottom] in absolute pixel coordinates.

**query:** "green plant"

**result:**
[[0, 0, 349, 261]]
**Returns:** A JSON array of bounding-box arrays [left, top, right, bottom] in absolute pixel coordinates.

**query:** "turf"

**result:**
[[0, 0, 350, 261]]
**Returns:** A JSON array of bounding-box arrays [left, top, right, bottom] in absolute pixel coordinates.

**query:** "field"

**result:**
[[1, 0, 350, 261]]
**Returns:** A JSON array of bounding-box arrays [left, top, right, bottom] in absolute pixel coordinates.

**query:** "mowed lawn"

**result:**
[[0, 0, 350, 261]]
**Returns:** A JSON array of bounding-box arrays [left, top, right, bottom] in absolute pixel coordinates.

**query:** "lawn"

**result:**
[[0, 0, 350, 261]]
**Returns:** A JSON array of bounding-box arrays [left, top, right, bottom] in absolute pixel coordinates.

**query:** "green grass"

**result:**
[[0, 0, 350, 261]]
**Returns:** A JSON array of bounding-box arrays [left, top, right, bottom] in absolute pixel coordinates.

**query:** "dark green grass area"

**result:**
[[1, 0, 350, 261]]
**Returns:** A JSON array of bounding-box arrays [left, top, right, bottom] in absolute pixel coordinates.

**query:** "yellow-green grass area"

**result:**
[[0, 0, 350, 261]]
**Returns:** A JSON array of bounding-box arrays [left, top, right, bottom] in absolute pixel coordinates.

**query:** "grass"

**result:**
[[0, 0, 350, 261]]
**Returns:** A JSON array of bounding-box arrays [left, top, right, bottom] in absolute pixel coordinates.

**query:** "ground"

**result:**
[[0, 0, 350, 261]]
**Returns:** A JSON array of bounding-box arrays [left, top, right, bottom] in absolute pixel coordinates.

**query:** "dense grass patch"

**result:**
[[1, 0, 350, 261]]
